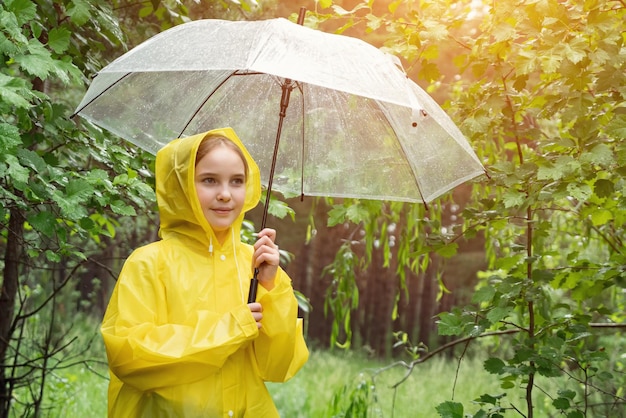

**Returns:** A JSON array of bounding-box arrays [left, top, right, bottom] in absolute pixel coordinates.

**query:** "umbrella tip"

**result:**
[[297, 7, 306, 25]]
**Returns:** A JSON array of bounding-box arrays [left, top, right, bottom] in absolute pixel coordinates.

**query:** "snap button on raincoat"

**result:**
[[101, 128, 309, 417]]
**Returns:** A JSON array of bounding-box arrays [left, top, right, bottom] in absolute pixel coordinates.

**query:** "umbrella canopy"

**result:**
[[73, 16, 486, 205]]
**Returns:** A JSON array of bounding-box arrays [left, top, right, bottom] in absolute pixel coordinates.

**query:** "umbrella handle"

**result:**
[[248, 268, 260, 303]]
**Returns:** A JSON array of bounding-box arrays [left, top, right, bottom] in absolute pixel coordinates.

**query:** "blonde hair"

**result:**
[[195, 134, 249, 179]]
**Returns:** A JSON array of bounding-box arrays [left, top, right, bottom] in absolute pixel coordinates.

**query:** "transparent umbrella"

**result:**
[[72, 9, 486, 300]]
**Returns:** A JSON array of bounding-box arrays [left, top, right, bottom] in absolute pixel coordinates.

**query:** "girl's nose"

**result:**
[[217, 185, 231, 201]]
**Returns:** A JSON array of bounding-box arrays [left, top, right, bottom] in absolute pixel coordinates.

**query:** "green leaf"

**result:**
[[539, 53, 562, 73], [45, 249, 61, 262], [267, 198, 294, 220], [47, 27, 71, 54], [420, 21, 448, 43], [566, 183, 592, 201], [435, 401, 464, 418], [17, 148, 46, 173], [434, 242, 458, 258], [79, 216, 95, 231], [67, 0, 92, 26], [502, 188, 525, 208], [590, 208, 613, 226], [327, 205, 347, 227], [563, 36, 587, 64], [605, 113, 626, 138], [5, 154, 29, 183], [52, 179, 93, 219], [512, 346, 533, 363], [0, 73, 34, 108], [5, 0, 37, 26], [537, 164, 562, 181], [472, 286, 496, 304], [484, 357, 506, 375], [581, 144, 614, 166], [486, 306, 512, 324], [553, 397, 570, 410], [110, 200, 136, 216], [558, 389, 576, 400], [66, 179, 94, 202], [437, 312, 465, 336], [419, 61, 441, 83], [27, 211, 57, 238], [475, 394, 498, 405], [345, 203, 370, 224], [0, 123, 21, 152], [29, 19, 43, 39], [594, 179, 614, 198], [51, 55, 83, 84], [14, 39, 54, 79], [388, 0, 402, 14]]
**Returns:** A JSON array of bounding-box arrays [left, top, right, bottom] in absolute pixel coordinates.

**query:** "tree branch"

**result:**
[[379, 323, 626, 389]]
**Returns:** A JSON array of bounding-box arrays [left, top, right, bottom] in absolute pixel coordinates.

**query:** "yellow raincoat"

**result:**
[[101, 128, 309, 417]]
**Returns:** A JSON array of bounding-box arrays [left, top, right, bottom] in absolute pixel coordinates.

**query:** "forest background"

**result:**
[[0, 0, 624, 417]]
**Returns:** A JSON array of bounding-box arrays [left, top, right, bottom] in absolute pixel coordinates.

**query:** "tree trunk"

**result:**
[[0, 208, 24, 418]]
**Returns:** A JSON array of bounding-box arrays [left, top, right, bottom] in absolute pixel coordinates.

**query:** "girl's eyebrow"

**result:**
[[195, 171, 216, 177], [195, 171, 245, 177]]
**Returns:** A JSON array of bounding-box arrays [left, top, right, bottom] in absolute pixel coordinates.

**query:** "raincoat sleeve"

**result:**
[[252, 267, 309, 382], [100, 244, 259, 392]]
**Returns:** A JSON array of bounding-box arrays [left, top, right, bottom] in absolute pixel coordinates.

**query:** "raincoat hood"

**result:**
[[156, 127, 262, 248]]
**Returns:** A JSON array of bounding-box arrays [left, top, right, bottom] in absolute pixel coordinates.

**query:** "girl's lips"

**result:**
[[212, 208, 232, 215]]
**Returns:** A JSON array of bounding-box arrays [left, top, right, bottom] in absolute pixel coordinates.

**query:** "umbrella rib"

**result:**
[[70, 72, 132, 119], [176, 70, 241, 138]]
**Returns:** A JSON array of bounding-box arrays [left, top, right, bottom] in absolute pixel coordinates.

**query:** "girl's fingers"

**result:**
[[248, 302, 262, 312], [255, 228, 277, 247], [248, 303, 263, 329], [252, 230, 279, 289], [254, 236, 277, 252], [254, 248, 279, 267], [253, 235, 279, 268]]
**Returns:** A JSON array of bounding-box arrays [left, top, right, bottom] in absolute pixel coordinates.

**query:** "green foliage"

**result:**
[[8, 313, 108, 418], [326, 372, 377, 418], [323, 240, 362, 349], [0, 1, 281, 417], [0, 1, 165, 416], [309, 0, 626, 416], [0, 0, 154, 248], [24, 348, 509, 417], [2, 0, 625, 417]]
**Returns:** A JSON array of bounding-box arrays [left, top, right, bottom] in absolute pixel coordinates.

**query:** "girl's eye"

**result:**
[[232, 178, 245, 185], [202, 177, 216, 184]]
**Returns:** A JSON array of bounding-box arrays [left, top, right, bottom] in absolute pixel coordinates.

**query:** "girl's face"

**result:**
[[194, 144, 246, 240]]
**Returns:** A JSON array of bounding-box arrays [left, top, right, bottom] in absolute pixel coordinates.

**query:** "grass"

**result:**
[[27, 348, 504, 417], [34, 350, 498, 418], [13, 345, 624, 417], [268, 349, 506, 417], [46, 365, 109, 418]]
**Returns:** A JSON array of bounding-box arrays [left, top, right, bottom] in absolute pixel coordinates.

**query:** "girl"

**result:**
[[101, 127, 308, 417]]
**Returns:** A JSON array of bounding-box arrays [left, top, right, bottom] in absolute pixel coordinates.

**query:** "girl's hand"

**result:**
[[253, 228, 279, 291], [248, 302, 263, 329]]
